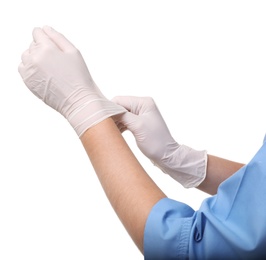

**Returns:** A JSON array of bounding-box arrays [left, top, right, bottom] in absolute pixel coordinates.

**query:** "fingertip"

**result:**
[[18, 62, 22, 70], [21, 49, 29, 64], [42, 26, 75, 52], [111, 96, 124, 104], [111, 96, 133, 110], [28, 41, 35, 51], [42, 25, 52, 30], [33, 26, 42, 32], [111, 96, 118, 102], [18, 62, 25, 77], [32, 26, 50, 43], [42, 25, 55, 35], [32, 26, 41, 38]]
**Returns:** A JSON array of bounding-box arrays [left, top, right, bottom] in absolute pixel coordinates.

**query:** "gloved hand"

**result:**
[[18, 26, 126, 137], [112, 96, 207, 188]]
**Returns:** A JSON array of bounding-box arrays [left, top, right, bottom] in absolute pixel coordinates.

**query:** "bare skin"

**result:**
[[79, 116, 244, 254], [18, 26, 246, 257], [80, 117, 166, 253], [197, 155, 244, 195]]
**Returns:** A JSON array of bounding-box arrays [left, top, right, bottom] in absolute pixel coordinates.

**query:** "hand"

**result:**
[[112, 96, 179, 161], [112, 96, 207, 188], [18, 26, 126, 137]]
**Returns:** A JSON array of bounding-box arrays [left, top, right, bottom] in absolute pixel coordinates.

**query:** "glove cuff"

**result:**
[[153, 144, 207, 188], [67, 96, 127, 137]]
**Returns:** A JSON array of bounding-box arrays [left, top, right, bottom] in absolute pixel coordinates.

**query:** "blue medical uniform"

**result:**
[[144, 138, 266, 259]]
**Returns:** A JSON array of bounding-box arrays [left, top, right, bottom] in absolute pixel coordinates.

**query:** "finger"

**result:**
[[28, 41, 36, 53], [111, 96, 136, 112], [18, 62, 25, 79], [42, 26, 76, 52], [113, 111, 138, 133], [112, 96, 149, 115], [112, 115, 124, 128], [114, 121, 127, 133], [32, 27, 55, 46], [20, 49, 30, 64]]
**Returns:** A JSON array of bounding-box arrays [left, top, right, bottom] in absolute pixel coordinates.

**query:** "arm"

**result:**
[[112, 96, 245, 195], [197, 155, 244, 195], [18, 27, 166, 254], [80, 118, 166, 252]]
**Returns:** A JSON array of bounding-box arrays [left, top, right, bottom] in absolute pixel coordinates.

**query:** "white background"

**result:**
[[1, 1, 266, 259]]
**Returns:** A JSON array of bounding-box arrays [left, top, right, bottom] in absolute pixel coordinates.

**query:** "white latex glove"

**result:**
[[112, 96, 207, 188], [18, 26, 126, 137]]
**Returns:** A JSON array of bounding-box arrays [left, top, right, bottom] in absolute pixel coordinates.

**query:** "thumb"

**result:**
[[112, 96, 153, 115], [32, 27, 57, 47], [113, 110, 138, 129], [42, 26, 76, 52], [111, 96, 136, 112], [112, 96, 142, 133]]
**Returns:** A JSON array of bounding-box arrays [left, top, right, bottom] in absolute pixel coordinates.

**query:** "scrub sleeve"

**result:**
[[144, 140, 266, 259]]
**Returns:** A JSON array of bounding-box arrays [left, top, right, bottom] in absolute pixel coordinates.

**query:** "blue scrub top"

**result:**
[[144, 138, 266, 259]]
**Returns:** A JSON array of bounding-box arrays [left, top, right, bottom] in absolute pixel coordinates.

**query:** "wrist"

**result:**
[[66, 93, 126, 137]]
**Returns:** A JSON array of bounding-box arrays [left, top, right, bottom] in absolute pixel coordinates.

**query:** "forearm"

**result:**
[[197, 154, 245, 195], [80, 117, 166, 253]]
